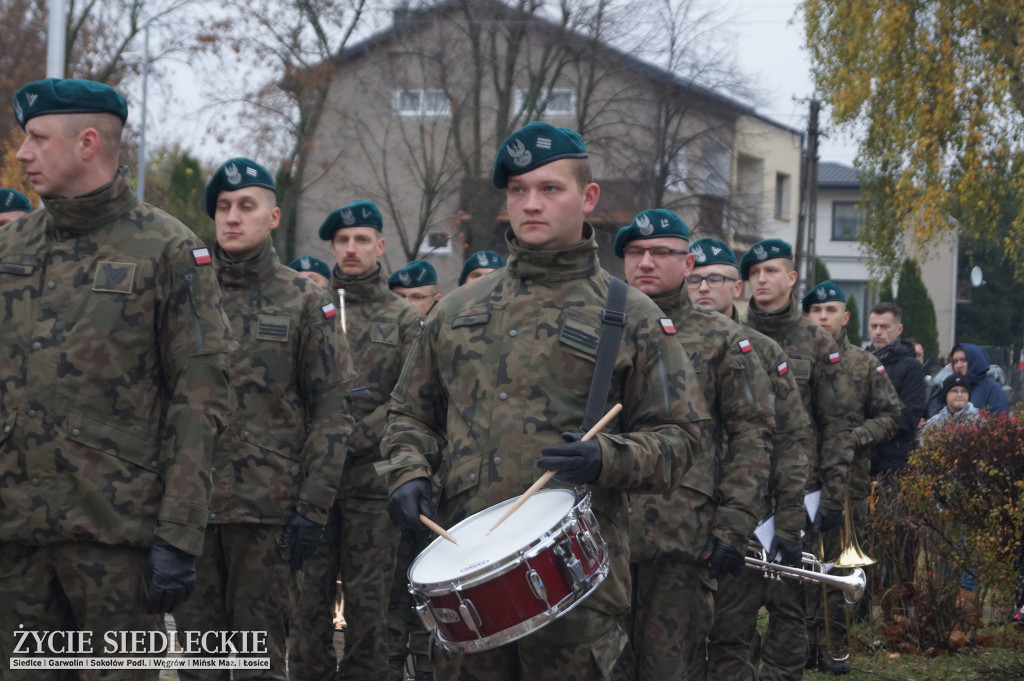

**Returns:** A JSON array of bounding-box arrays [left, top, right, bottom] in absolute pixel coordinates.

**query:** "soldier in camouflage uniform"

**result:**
[[174, 158, 353, 680], [614, 211, 774, 681], [0, 187, 32, 226], [738, 239, 855, 681], [381, 122, 709, 681], [458, 250, 504, 286], [290, 254, 332, 289], [802, 281, 901, 674], [388, 259, 442, 320], [686, 238, 812, 681], [1, 78, 231, 677], [289, 201, 421, 681]]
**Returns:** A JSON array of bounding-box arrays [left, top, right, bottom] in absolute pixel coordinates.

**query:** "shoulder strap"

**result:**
[[581, 276, 627, 432]]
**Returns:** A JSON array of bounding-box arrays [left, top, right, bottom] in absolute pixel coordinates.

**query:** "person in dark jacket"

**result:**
[[868, 302, 926, 477], [950, 342, 1009, 414]]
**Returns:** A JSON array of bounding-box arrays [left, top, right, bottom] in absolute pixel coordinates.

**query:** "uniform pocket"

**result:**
[[441, 453, 483, 502]]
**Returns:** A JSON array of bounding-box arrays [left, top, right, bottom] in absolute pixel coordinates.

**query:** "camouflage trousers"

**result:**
[[620, 559, 713, 681], [289, 497, 400, 681], [387, 529, 430, 680], [703, 563, 765, 681], [0, 542, 159, 681], [433, 606, 630, 681], [174, 524, 291, 680]]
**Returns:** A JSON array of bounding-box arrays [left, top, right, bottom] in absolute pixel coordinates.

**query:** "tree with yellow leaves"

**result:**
[[800, 2, 1024, 279]]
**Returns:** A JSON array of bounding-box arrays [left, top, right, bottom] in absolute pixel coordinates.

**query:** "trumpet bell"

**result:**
[[834, 494, 876, 569]]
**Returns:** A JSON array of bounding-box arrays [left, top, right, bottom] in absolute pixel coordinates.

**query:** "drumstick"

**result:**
[[487, 403, 623, 535], [419, 514, 459, 545]]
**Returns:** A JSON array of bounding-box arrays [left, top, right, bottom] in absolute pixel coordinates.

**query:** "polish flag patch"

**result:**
[[777, 362, 789, 376], [829, 351, 841, 364], [322, 303, 337, 319], [876, 365, 887, 375], [738, 338, 752, 354], [192, 248, 212, 265], [659, 318, 676, 334]]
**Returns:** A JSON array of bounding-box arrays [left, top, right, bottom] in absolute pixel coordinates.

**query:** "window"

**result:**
[[774, 172, 792, 220], [832, 201, 863, 240], [698, 141, 730, 198], [418, 229, 452, 255], [667, 151, 688, 194], [393, 89, 450, 117], [514, 88, 575, 117]]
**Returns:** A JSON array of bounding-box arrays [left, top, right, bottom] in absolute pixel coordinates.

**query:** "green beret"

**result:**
[[13, 78, 128, 129], [205, 157, 276, 218], [690, 238, 737, 268], [318, 200, 383, 240], [387, 260, 437, 289], [289, 255, 331, 281], [0, 189, 32, 213], [802, 279, 847, 313], [612, 209, 690, 258], [492, 122, 588, 188], [739, 238, 794, 281], [458, 250, 504, 285]]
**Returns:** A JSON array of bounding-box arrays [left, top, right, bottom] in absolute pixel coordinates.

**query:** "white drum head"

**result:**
[[410, 488, 577, 584]]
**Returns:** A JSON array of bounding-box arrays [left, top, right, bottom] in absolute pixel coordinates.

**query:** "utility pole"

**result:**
[[803, 99, 820, 289], [794, 98, 820, 294]]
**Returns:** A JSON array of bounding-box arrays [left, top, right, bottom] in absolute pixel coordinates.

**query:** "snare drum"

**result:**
[[408, 488, 608, 653]]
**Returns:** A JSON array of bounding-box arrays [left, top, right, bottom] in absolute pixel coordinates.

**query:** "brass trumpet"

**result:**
[[745, 543, 866, 605]]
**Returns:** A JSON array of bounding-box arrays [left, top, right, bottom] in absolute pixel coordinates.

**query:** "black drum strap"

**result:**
[[581, 276, 627, 432]]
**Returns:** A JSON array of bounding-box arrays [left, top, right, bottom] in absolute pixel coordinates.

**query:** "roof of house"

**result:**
[[334, 0, 801, 137], [818, 161, 860, 190]]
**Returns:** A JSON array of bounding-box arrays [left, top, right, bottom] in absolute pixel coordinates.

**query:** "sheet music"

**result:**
[[804, 489, 821, 523]]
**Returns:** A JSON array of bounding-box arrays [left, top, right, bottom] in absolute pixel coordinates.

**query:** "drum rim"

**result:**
[[432, 559, 610, 653], [408, 488, 583, 588]]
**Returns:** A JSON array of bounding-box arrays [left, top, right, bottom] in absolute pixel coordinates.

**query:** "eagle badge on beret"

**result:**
[[399, 271, 412, 286], [754, 244, 768, 260], [225, 163, 242, 185], [692, 244, 706, 263], [340, 208, 355, 226], [477, 252, 489, 266], [636, 213, 654, 236], [508, 139, 532, 167]]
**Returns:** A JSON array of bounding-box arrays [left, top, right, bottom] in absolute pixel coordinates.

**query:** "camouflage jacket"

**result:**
[[836, 330, 902, 500], [330, 263, 420, 499], [381, 225, 709, 617], [630, 289, 774, 560], [0, 168, 231, 556], [746, 295, 854, 512], [209, 240, 353, 526], [730, 306, 812, 544]]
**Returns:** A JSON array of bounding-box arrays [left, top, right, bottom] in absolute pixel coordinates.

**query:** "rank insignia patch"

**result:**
[[92, 261, 136, 293], [257, 314, 290, 342], [372, 322, 398, 345]]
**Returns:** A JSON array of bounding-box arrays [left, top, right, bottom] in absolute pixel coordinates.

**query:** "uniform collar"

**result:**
[[43, 166, 137, 234], [330, 262, 390, 304], [214, 238, 280, 286], [650, 285, 690, 321], [747, 293, 800, 333], [505, 223, 600, 283]]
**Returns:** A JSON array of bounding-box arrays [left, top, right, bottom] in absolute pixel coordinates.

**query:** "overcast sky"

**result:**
[[724, 0, 860, 166]]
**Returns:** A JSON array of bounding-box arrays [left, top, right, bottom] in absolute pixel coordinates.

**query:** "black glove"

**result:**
[[702, 536, 745, 580], [144, 538, 197, 614], [387, 478, 434, 534], [279, 513, 324, 572], [538, 432, 603, 484], [812, 506, 844, 534], [771, 536, 803, 567]]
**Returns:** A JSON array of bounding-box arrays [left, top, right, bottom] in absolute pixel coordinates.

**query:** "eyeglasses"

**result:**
[[623, 245, 688, 259], [685, 273, 738, 289], [397, 292, 435, 303]]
